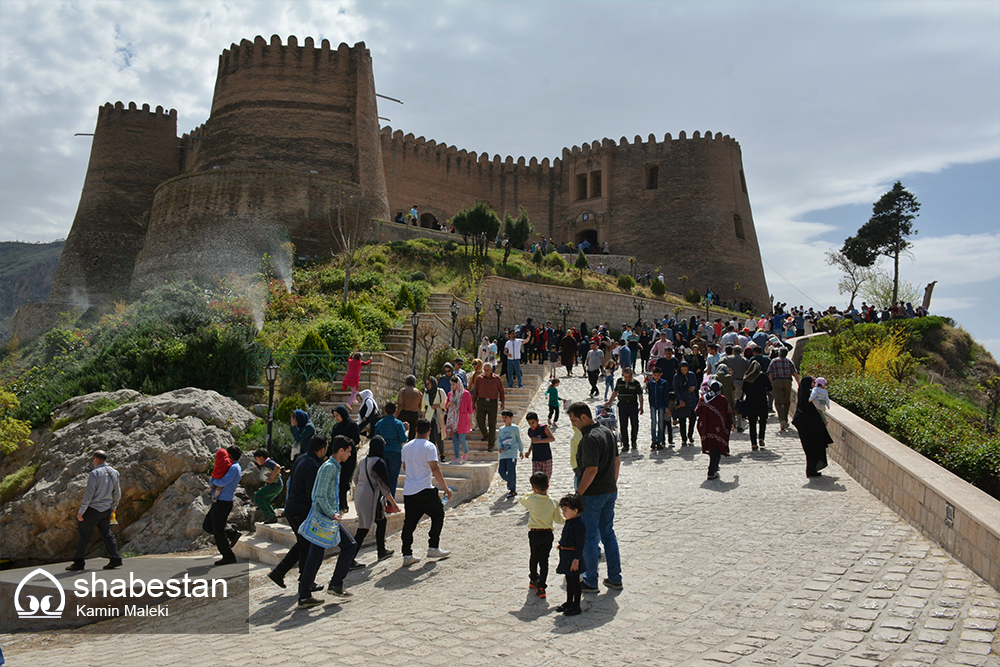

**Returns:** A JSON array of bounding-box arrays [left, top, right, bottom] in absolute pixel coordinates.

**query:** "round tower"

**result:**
[[131, 36, 389, 291], [48, 102, 179, 307], [560, 131, 769, 310]]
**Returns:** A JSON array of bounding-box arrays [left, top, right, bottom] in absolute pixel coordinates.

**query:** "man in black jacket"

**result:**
[[267, 435, 328, 589]]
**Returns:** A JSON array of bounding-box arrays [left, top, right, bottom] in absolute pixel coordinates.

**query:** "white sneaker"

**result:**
[[427, 547, 451, 560], [402, 555, 421, 566]]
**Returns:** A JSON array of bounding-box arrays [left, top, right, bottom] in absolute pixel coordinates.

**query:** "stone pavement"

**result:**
[[3, 370, 997, 666]]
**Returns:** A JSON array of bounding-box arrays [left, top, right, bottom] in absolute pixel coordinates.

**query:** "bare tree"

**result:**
[[327, 187, 374, 302], [825, 249, 876, 309], [416, 322, 440, 377]]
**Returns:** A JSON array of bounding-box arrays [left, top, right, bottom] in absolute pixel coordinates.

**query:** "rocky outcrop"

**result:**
[[0, 388, 258, 560], [51, 389, 143, 424]]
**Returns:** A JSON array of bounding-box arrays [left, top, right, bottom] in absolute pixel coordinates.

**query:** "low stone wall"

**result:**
[[789, 336, 1000, 591], [480, 276, 709, 336]]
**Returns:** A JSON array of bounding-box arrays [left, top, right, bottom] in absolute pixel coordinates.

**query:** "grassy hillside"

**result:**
[[0, 240, 64, 320], [802, 317, 1000, 498]]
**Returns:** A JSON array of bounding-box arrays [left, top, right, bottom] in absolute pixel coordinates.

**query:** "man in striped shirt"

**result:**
[[768, 348, 799, 431]]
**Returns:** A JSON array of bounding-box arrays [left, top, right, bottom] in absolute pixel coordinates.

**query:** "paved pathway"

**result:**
[[3, 370, 998, 666]]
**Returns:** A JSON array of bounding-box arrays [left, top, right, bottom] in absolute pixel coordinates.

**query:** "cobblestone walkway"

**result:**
[[3, 371, 997, 666]]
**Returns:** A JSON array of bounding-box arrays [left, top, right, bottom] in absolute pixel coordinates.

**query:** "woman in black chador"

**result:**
[[792, 376, 833, 477]]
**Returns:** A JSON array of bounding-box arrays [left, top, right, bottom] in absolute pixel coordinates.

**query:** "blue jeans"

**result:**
[[498, 458, 517, 493], [650, 407, 666, 445], [384, 449, 402, 498], [507, 359, 523, 388], [604, 374, 615, 399], [581, 492, 622, 588], [452, 432, 468, 458]]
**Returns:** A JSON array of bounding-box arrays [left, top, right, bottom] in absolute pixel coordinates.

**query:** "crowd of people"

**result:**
[[61, 300, 835, 617]]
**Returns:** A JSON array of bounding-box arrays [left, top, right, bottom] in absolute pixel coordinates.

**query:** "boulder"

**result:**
[[50, 389, 143, 424], [0, 388, 257, 560], [121, 473, 254, 554]]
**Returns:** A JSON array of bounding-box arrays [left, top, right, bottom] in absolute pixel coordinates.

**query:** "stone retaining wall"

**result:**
[[789, 335, 1000, 591], [480, 276, 711, 337]]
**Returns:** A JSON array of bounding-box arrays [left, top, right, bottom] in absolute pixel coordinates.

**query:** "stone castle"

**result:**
[[18, 36, 768, 338]]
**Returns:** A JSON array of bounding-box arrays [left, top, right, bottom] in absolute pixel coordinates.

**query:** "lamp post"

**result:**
[[264, 354, 279, 450], [449, 298, 459, 348], [474, 298, 482, 342], [632, 298, 644, 325], [558, 302, 572, 332], [494, 300, 503, 338], [411, 309, 420, 374]]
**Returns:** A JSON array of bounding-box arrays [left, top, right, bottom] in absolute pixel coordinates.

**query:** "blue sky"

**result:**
[[0, 0, 997, 355]]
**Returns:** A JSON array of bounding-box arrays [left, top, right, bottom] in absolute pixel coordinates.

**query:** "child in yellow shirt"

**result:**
[[519, 471, 564, 599]]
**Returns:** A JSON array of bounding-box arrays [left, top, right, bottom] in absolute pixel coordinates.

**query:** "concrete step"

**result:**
[[233, 510, 407, 565]]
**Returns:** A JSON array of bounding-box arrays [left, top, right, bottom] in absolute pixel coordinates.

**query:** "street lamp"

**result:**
[[449, 298, 459, 348], [558, 302, 572, 332], [494, 300, 503, 338], [633, 298, 644, 325], [264, 354, 279, 450], [474, 298, 482, 342], [411, 309, 420, 374]]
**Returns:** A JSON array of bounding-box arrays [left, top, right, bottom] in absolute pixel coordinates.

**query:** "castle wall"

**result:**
[[47, 102, 179, 307], [380, 128, 556, 231], [131, 171, 363, 291]]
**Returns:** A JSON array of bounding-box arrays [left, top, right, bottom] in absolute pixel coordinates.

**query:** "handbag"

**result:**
[[297, 467, 341, 548]]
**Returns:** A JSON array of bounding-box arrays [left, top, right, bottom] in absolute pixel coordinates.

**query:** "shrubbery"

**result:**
[[651, 279, 666, 297], [803, 329, 1000, 499], [617, 274, 635, 291], [545, 252, 567, 271]]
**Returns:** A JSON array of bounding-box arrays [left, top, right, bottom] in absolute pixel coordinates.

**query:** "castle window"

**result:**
[[576, 174, 587, 201], [645, 165, 659, 190], [590, 171, 602, 198], [739, 169, 747, 194], [734, 214, 745, 240]]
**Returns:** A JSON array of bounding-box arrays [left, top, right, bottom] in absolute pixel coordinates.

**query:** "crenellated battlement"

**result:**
[[98, 101, 176, 120], [217, 35, 371, 77]]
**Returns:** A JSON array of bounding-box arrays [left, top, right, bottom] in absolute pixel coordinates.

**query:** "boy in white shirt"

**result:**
[[400, 418, 454, 566]]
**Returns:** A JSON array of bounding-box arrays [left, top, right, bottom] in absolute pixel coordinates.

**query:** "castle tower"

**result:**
[[131, 37, 389, 291], [47, 102, 180, 307]]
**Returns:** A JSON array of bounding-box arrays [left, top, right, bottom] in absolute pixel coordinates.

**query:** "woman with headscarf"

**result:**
[[469, 358, 484, 389], [356, 389, 379, 439], [422, 377, 447, 461], [478, 337, 493, 365], [330, 405, 361, 512], [445, 376, 474, 463], [289, 409, 315, 458], [350, 435, 401, 568], [740, 360, 772, 451], [695, 379, 733, 480], [793, 376, 833, 477]]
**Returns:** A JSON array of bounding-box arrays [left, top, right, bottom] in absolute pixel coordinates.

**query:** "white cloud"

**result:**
[[1, 0, 997, 344]]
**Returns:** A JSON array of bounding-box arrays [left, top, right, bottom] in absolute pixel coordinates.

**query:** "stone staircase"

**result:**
[[234, 509, 407, 566], [235, 292, 550, 565]]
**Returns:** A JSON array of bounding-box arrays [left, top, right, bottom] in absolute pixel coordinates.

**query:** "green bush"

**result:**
[[339, 301, 364, 329], [275, 394, 307, 424], [396, 284, 415, 311], [0, 463, 37, 505], [651, 279, 666, 297], [405, 281, 430, 311], [410, 271, 427, 282], [617, 274, 635, 291], [545, 252, 567, 271], [315, 317, 363, 351], [685, 288, 701, 304], [498, 263, 523, 279], [44, 328, 86, 361]]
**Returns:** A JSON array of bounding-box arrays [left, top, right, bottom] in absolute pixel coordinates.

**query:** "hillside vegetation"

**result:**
[[1, 237, 719, 432], [802, 317, 1000, 499]]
